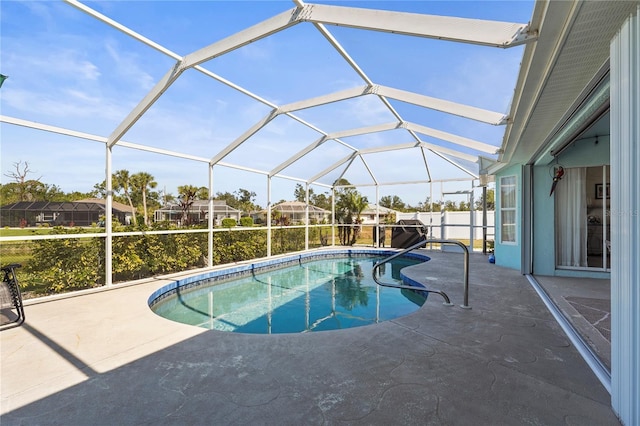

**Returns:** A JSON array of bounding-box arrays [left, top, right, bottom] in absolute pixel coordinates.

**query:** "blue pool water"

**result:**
[[150, 255, 428, 334]]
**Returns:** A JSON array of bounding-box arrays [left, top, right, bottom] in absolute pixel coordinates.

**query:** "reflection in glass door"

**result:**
[[585, 166, 610, 269]]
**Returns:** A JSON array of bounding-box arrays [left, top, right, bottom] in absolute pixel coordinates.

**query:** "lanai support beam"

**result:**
[[271, 136, 330, 176], [267, 177, 272, 257], [107, 63, 185, 147], [277, 85, 373, 114], [407, 122, 499, 154], [376, 85, 507, 125], [105, 146, 113, 287], [278, 84, 507, 125], [211, 109, 280, 165], [305, 183, 310, 250], [208, 165, 214, 268], [302, 3, 534, 47], [181, 7, 303, 68]]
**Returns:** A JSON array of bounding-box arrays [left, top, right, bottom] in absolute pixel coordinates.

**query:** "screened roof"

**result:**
[[361, 204, 399, 215], [156, 200, 241, 213], [272, 201, 329, 214], [1, 200, 133, 214], [0, 1, 536, 206]]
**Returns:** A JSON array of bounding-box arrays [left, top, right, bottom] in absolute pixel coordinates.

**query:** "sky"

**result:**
[[0, 0, 534, 208]]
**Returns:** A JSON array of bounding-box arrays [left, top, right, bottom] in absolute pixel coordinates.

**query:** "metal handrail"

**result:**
[[371, 239, 471, 309]]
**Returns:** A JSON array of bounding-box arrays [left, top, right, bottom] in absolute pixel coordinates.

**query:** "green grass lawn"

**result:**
[[0, 228, 55, 237]]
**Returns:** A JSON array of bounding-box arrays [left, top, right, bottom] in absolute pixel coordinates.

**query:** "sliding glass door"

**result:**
[[556, 165, 610, 270]]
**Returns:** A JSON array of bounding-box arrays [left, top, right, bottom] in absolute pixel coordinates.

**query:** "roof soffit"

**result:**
[[499, 0, 640, 168]]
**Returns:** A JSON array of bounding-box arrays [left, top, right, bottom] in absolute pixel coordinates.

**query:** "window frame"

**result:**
[[499, 175, 517, 245]]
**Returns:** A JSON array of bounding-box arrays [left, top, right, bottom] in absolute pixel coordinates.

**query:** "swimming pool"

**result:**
[[149, 250, 430, 334]]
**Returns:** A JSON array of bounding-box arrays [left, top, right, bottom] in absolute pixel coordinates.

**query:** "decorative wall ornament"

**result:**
[[549, 165, 565, 196]]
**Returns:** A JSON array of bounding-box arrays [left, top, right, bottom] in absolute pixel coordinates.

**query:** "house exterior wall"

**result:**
[[532, 136, 611, 277]]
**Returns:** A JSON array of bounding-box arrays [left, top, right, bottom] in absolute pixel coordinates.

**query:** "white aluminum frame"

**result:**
[[1, 0, 534, 290]]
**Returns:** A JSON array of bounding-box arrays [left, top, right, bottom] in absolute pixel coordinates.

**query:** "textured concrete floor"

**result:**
[[0, 250, 619, 425], [533, 274, 611, 370]]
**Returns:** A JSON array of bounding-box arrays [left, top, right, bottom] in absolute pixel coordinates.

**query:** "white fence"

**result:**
[[396, 211, 495, 241]]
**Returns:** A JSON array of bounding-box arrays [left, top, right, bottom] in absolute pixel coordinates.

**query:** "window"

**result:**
[[500, 176, 517, 243]]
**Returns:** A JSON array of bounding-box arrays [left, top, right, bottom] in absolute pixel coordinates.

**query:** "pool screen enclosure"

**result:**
[[0, 0, 534, 286]]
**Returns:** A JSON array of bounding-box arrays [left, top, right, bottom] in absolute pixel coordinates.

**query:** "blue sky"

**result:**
[[1, 0, 534, 208]]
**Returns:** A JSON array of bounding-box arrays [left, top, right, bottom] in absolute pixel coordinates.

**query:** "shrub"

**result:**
[[240, 217, 254, 227], [221, 218, 237, 228], [26, 227, 102, 293]]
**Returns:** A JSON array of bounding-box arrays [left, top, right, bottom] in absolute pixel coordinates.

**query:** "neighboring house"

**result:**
[[486, 3, 640, 424], [258, 201, 330, 225], [0, 198, 134, 227], [359, 204, 398, 224], [153, 200, 241, 226]]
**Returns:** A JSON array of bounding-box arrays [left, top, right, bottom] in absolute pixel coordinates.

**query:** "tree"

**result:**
[[411, 197, 440, 212], [235, 188, 259, 212], [214, 191, 237, 208], [334, 179, 368, 245], [215, 188, 260, 213], [347, 191, 368, 245], [293, 183, 333, 211], [475, 188, 495, 210], [294, 183, 306, 202], [113, 169, 137, 226], [177, 185, 199, 226], [131, 172, 157, 226], [3, 161, 42, 202], [294, 183, 317, 203], [196, 186, 209, 201], [311, 192, 331, 211], [379, 195, 406, 211], [64, 190, 99, 201], [158, 188, 176, 205], [93, 181, 107, 198], [443, 200, 458, 211]]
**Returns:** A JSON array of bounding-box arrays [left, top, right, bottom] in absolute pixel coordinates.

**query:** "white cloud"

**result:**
[[348, 95, 393, 125], [5, 45, 101, 82], [104, 40, 156, 91], [423, 49, 523, 112]]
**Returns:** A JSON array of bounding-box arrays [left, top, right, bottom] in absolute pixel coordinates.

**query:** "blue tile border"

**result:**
[[148, 248, 431, 307]]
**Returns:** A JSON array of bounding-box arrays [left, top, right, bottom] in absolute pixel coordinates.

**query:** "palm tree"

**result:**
[[348, 192, 369, 245], [132, 172, 157, 226], [196, 186, 209, 201], [113, 169, 137, 226], [333, 179, 368, 246]]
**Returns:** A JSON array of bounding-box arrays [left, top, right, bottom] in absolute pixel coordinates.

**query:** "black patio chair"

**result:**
[[1, 264, 25, 331]]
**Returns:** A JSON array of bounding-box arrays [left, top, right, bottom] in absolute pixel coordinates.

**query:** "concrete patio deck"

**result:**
[[0, 250, 618, 425]]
